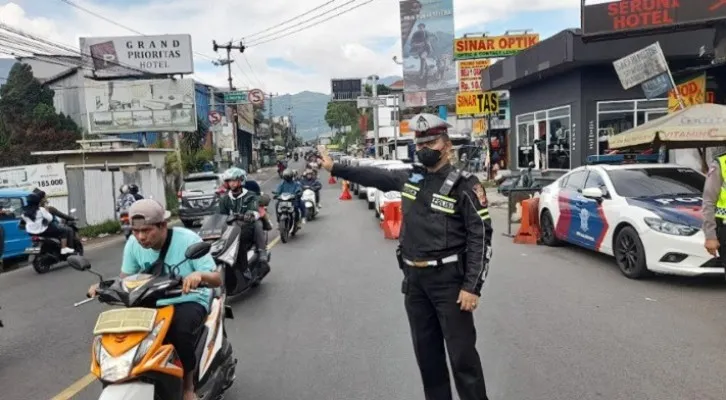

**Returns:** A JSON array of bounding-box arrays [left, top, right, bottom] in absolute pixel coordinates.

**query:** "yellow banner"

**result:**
[[456, 91, 499, 117], [454, 34, 539, 60], [458, 60, 490, 92], [472, 119, 487, 136], [668, 74, 706, 112]]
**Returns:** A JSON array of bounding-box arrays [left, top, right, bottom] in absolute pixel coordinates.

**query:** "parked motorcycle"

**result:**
[[23, 209, 84, 274], [301, 186, 318, 221], [119, 211, 131, 240], [274, 192, 301, 243], [68, 242, 236, 400]]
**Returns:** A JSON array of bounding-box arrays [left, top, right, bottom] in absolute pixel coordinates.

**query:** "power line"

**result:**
[[246, 0, 374, 48], [236, 0, 338, 42], [246, 0, 357, 46], [241, 54, 265, 89]]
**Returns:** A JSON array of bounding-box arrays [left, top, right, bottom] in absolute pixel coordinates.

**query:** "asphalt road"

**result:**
[[2, 165, 726, 400]]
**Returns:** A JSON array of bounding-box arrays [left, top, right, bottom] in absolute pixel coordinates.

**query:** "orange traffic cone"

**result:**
[[514, 197, 540, 245], [380, 201, 402, 239], [328, 174, 337, 184], [339, 180, 352, 200]]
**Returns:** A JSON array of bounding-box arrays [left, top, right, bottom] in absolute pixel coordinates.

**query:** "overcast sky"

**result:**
[[0, 0, 579, 94]]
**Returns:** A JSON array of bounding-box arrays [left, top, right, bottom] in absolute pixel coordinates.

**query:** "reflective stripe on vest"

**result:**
[[716, 155, 726, 219]]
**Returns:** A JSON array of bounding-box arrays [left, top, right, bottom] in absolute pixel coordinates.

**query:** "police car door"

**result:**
[[575, 170, 610, 252], [558, 170, 589, 247]]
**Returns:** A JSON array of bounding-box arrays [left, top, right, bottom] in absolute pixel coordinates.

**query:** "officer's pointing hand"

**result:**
[[457, 290, 479, 312], [316, 145, 333, 172]]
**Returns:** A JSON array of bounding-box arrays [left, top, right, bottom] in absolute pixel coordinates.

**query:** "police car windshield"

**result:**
[[607, 167, 704, 198]]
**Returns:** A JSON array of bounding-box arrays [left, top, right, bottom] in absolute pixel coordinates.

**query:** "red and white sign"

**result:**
[[249, 89, 265, 105], [208, 111, 222, 125]]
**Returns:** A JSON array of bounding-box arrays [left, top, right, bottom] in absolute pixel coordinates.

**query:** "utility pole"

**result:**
[[212, 40, 245, 167], [393, 94, 400, 160], [268, 93, 274, 147], [209, 86, 221, 167], [368, 74, 380, 159]]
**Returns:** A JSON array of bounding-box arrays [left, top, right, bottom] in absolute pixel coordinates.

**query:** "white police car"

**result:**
[[537, 154, 718, 279]]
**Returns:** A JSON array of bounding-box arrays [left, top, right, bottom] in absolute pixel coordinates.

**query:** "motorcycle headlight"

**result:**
[[93, 320, 165, 382], [643, 217, 699, 236]]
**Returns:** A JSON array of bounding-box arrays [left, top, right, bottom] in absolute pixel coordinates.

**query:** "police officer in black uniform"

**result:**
[[317, 113, 492, 400]]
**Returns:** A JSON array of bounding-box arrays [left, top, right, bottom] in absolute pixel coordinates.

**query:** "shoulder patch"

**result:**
[[409, 173, 424, 183], [471, 183, 488, 207]]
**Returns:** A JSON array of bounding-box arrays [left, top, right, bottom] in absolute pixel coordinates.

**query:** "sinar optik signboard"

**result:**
[[79, 34, 194, 77], [581, 0, 726, 37]]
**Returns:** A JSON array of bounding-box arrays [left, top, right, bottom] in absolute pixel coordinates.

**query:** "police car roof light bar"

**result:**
[[585, 154, 660, 165]]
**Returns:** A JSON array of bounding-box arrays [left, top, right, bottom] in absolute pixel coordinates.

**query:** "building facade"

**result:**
[[481, 28, 719, 171]]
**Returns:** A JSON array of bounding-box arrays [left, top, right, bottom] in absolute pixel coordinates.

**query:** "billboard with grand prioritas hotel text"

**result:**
[[581, 0, 726, 37]]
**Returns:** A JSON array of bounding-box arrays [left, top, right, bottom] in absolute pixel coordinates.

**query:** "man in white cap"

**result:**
[[317, 113, 492, 400], [87, 199, 222, 400]]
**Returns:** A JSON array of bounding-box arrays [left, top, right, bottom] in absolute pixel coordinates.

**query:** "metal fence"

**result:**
[[62, 168, 167, 227]]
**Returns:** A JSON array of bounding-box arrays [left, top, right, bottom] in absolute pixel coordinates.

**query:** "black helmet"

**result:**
[[27, 193, 42, 206], [32, 188, 46, 199], [128, 184, 139, 194], [282, 169, 294, 182]]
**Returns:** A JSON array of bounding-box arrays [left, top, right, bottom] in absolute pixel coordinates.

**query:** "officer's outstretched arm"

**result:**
[[458, 178, 493, 296], [330, 164, 408, 192]]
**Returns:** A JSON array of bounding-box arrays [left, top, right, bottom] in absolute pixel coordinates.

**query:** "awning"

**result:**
[[608, 103, 726, 149]]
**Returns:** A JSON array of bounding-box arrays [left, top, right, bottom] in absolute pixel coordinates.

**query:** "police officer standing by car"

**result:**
[[317, 113, 492, 400], [701, 152, 726, 275]]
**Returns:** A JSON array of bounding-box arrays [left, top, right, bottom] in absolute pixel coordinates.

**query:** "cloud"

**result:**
[[0, 0, 579, 94]]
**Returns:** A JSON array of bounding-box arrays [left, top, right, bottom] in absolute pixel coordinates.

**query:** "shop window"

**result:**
[[548, 114, 571, 169], [596, 99, 667, 155], [516, 122, 534, 169], [515, 105, 571, 170]]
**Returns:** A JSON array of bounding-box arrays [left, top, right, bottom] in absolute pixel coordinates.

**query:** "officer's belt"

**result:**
[[403, 254, 458, 268]]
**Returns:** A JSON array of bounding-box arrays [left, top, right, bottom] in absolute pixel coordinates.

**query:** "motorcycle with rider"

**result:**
[[273, 169, 305, 242]]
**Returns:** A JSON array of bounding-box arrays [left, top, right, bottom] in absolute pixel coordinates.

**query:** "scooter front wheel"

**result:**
[[279, 220, 289, 243]]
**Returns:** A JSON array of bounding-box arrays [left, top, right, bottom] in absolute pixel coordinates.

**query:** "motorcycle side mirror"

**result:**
[[67, 255, 91, 271], [185, 242, 212, 260]]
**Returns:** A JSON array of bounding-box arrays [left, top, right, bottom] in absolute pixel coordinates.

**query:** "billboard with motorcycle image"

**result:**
[[399, 0, 457, 107]]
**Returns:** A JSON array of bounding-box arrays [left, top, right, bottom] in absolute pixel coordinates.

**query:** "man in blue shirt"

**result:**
[[274, 169, 305, 227], [88, 199, 222, 400]]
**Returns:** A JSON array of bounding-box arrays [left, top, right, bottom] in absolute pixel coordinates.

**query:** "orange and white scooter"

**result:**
[[70, 241, 237, 399]]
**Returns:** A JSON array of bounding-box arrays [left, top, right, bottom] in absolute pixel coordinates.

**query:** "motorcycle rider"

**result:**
[[21, 192, 75, 255], [409, 23, 437, 75], [300, 169, 322, 209], [243, 178, 274, 231], [33, 188, 77, 225], [87, 199, 222, 400], [129, 183, 144, 200], [218, 167, 270, 275], [116, 185, 136, 212], [274, 169, 306, 228]]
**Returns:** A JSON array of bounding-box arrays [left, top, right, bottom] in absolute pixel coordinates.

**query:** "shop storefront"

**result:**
[[481, 27, 719, 171]]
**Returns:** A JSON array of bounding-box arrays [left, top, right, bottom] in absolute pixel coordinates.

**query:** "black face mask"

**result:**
[[416, 147, 442, 167]]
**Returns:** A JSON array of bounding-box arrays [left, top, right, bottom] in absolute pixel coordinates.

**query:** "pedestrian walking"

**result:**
[[317, 113, 493, 400]]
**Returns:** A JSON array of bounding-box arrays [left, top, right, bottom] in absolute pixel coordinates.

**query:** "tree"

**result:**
[[0, 63, 80, 167], [364, 84, 391, 96], [324, 101, 358, 131]]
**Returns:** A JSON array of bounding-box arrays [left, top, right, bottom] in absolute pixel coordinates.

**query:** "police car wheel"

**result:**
[[614, 226, 651, 279], [539, 210, 561, 246]]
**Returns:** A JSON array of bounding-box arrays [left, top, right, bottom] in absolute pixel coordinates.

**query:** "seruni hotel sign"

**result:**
[[581, 0, 726, 36]]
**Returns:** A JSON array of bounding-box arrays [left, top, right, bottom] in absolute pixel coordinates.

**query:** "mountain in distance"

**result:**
[[0, 58, 16, 80], [269, 76, 402, 140]]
